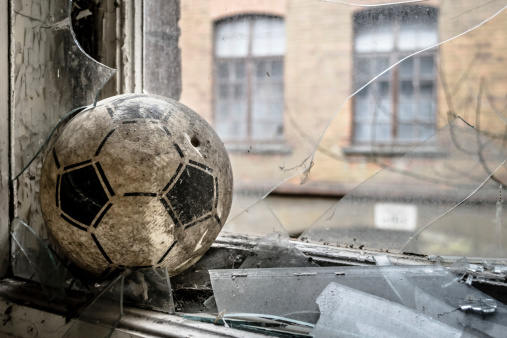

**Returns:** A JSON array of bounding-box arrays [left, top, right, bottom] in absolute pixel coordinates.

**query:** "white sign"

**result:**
[[374, 203, 417, 231]]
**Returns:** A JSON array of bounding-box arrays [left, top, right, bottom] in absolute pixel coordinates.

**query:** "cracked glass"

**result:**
[[62, 273, 125, 338], [210, 264, 507, 336], [300, 118, 507, 257], [10, 0, 115, 280], [5, 0, 507, 336], [195, 0, 507, 245]]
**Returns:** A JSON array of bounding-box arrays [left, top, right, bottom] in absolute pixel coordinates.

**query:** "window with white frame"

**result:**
[[352, 6, 438, 145], [214, 15, 285, 143]]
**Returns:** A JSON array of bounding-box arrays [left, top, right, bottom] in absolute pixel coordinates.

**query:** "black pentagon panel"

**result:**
[[166, 165, 214, 225], [60, 165, 109, 226]]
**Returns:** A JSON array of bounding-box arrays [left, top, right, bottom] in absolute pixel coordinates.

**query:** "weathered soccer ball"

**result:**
[[40, 94, 233, 277]]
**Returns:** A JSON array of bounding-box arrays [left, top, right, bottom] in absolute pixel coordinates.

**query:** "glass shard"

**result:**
[[493, 265, 507, 274], [11, 0, 115, 281], [300, 118, 507, 257], [210, 264, 507, 336], [13, 0, 115, 175], [10, 218, 67, 301], [312, 282, 462, 338], [122, 267, 175, 314], [460, 298, 498, 314], [63, 273, 125, 338]]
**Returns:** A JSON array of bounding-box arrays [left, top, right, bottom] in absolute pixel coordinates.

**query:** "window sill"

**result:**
[[225, 142, 292, 155], [343, 144, 442, 157]]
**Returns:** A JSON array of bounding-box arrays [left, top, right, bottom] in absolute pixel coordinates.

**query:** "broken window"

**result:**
[[3, 0, 507, 337]]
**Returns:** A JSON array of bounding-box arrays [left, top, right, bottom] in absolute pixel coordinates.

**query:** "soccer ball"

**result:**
[[40, 94, 233, 277]]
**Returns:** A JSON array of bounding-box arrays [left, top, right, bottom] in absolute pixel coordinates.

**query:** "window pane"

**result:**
[[234, 60, 245, 79], [357, 86, 369, 98], [398, 124, 414, 141], [234, 84, 245, 99], [271, 60, 283, 78], [252, 121, 283, 140], [252, 17, 285, 56], [256, 61, 266, 78], [420, 81, 433, 96], [374, 25, 395, 52], [399, 58, 413, 77], [354, 124, 372, 142], [374, 124, 391, 142], [398, 24, 417, 51], [418, 25, 438, 49], [218, 84, 229, 99], [215, 102, 247, 139], [356, 25, 394, 53], [399, 22, 438, 51], [375, 58, 389, 79], [252, 102, 283, 120], [401, 81, 413, 96], [377, 81, 389, 97], [217, 63, 229, 79], [399, 101, 414, 122], [418, 124, 434, 141], [376, 101, 391, 122], [215, 19, 249, 57], [420, 56, 434, 76], [355, 100, 373, 121], [355, 58, 372, 81], [355, 27, 374, 53], [418, 100, 434, 122], [270, 83, 284, 99], [216, 102, 229, 120], [252, 102, 269, 119]]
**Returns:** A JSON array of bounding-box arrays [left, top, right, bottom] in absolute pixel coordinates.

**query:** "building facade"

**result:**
[[178, 0, 507, 233]]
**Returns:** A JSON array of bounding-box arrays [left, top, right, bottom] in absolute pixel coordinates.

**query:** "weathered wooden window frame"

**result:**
[[0, 0, 10, 279]]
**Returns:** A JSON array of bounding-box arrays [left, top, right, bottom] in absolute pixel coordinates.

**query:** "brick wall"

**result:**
[[179, 0, 507, 196]]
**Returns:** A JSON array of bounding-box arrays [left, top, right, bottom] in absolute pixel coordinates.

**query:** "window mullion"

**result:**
[[247, 18, 254, 141]]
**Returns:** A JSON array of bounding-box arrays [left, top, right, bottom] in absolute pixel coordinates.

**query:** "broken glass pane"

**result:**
[[63, 273, 125, 338], [11, 0, 116, 281], [401, 175, 507, 257], [300, 118, 507, 256], [13, 0, 115, 175], [10, 218, 67, 301], [210, 264, 507, 335], [312, 282, 462, 338], [203, 0, 507, 238], [210, 265, 403, 324], [122, 267, 175, 314]]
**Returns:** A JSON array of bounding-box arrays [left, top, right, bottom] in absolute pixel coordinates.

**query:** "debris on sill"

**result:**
[[459, 297, 498, 314]]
